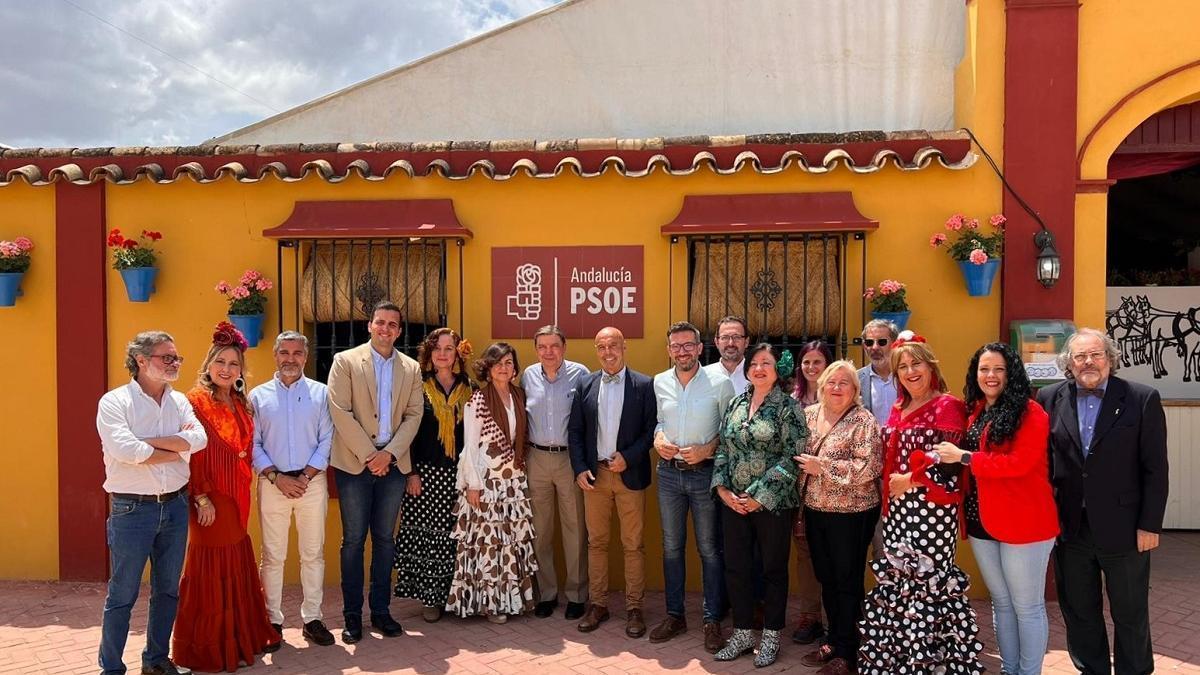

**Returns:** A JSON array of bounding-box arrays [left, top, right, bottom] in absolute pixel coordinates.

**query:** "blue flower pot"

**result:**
[[0, 271, 25, 307], [958, 259, 1001, 297], [871, 310, 911, 331], [118, 266, 158, 302], [228, 313, 265, 348]]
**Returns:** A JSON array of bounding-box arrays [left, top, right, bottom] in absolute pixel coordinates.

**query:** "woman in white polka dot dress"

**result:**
[[857, 333, 984, 674]]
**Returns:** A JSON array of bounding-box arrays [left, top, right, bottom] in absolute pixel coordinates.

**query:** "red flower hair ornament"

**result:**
[[211, 321, 249, 352], [892, 330, 927, 348]]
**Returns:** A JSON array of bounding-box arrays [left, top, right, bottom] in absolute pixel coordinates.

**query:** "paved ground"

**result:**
[[2, 532, 1198, 674]]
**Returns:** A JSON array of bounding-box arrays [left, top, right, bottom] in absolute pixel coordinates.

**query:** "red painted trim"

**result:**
[[262, 199, 473, 240], [1075, 179, 1116, 194], [661, 192, 878, 235], [56, 182, 109, 581], [1077, 59, 1200, 179], [1001, 0, 1080, 332]]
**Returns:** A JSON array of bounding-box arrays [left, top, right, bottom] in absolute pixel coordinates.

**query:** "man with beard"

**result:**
[[648, 322, 735, 653], [249, 331, 335, 647], [856, 319, 899, 425], [96, 331, 208, 675], [704, 316, 749, 398]]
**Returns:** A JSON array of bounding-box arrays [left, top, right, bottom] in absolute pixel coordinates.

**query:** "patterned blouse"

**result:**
[[801, 403, 883, 513], [712, 386, 808, 512]]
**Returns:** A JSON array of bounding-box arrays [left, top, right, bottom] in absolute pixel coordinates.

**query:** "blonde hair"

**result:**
[[197, 343, 249, 406], [889, 341, 949, 407], [816, 360, 862, 407]]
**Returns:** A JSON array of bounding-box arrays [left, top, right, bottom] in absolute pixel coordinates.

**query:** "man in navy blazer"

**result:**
[[1037, 327, 1168, 675], [569, 327, 657, 639]]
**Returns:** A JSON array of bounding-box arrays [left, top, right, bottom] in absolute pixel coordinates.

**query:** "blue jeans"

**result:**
[[98, 492, 189, 674], [335, 466, 405, 618], [657, 462, 725, 623], [970, 536, 1056, 675]]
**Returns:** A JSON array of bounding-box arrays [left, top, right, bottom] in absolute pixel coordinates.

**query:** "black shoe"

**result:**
[[534, 600, 559, 618], [370, 612, 404, 637], [263, 623, 283, 653], [342, 615, 362, 644], [564, 602, 586, 620], [141, 661, 191, 675], [303, 619, 336, 646]]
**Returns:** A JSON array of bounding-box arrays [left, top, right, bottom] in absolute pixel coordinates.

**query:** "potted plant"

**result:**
[[108, 229, 163, 302], [0, 236, 34, 307], [216, 270, 273, 348], [930, 213, 1005, 296], [864, 279, 911, 330]]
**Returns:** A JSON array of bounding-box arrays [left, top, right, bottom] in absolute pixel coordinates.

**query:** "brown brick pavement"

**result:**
[[2, 532, 1197, 674]]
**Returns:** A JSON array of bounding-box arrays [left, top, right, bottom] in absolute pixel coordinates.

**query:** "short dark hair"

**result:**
[[666, 321, 701, 342], [473, 342, 520, 382], [743, 342, 790, 391], [715, 315, 748, 336], [371, 301, 403, 322], [533, 325, 566, 347]]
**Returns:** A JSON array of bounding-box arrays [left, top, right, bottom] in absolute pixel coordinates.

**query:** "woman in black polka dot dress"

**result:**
[[858, 334, 984, 674]]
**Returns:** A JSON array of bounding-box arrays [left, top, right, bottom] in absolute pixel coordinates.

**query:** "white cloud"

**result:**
[[0, 0, 560, 148]]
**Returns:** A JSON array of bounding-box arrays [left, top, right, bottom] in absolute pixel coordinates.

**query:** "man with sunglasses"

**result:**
[[96, 331, 207, 675], [856, 319, 899, 425]]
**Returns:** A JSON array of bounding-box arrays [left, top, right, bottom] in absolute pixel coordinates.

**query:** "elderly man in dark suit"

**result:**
[[569, 326, 657, 638], [1037, 327, 1168, 675]]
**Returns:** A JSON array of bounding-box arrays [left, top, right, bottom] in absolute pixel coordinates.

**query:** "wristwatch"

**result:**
[[960, 451, 973, 466], [265, 469, 279, 484]]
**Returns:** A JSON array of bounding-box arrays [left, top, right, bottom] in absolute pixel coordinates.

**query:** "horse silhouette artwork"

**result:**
[[1107, 295, 1200, 382]]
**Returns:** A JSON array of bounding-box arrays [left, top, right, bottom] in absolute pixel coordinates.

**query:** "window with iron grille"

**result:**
[[274, 238, 461, 383], [674, 232, 867, 364]]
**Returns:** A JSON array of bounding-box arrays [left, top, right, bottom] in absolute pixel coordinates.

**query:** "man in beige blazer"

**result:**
[[328, 301, 423, 643]]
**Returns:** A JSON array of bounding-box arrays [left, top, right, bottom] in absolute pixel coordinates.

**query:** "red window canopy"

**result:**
[[262, 199, 472, 239], [661, 192, 878, 235]]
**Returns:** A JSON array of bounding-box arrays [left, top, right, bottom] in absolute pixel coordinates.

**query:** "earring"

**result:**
[[235, 377, 246, 393]]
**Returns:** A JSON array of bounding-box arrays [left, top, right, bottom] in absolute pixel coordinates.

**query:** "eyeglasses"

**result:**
[[149, 354, 184, 366], [825, 380, 853, 390], [862, 338, 889, 347], [668, 342, 701, 353], [1070, 351, 1108, 365], [715, 335, 746, 343]]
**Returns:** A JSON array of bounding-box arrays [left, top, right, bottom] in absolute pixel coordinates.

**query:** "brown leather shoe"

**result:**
[[801, 644, 836, 668], [648, 615, 686, 643], [703, 621, 725, 654], [816, 657, 855, 675], [625, 608, 646, 638], [576, 604, 610, 632]]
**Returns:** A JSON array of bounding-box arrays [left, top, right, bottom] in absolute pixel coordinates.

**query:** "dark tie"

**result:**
[[602, 372, 620, 384], [1079, 388, 1103, 399]]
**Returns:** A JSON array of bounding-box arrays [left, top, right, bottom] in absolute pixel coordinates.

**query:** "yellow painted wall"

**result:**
[[0, 184, 59, 579]]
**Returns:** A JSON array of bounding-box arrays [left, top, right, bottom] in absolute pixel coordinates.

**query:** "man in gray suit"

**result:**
[[856, 319, 899, 425]]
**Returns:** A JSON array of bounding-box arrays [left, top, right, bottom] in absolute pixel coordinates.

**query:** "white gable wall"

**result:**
[[213, 0, 965, 145]]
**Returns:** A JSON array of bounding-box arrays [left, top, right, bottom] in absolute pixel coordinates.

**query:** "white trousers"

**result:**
[[257, 472, 328, 624]]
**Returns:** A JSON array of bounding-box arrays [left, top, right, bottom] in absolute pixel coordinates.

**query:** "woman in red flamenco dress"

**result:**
[[173, 322, 278, 672]]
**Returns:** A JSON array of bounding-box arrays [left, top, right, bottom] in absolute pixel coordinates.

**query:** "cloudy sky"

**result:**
[[0, 0, 559, 149]]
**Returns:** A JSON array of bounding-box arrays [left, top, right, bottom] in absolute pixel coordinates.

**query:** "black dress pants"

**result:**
[[721, 504, 795, 631], [1054, 512, 1153, 675], [805, 505, 880, 665]]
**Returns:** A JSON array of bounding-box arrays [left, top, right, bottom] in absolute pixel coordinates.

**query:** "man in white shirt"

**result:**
[[650, 321, 735, 653], [703, 315, 749, 398], [95, 331, 207, 675], [249, 331, 335, 647]]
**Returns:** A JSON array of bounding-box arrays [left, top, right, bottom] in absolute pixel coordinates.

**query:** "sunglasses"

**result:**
[[862, 338, 890, 347]]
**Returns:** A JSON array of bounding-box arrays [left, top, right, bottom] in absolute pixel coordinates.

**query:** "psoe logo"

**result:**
[[506, 263, 542, 321]]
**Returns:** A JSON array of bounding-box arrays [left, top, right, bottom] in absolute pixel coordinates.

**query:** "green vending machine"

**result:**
[[1009, 320, 1077, 387]]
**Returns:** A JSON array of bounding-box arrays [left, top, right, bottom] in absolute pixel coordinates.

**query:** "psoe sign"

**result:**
[[491, 246, 644, 339]]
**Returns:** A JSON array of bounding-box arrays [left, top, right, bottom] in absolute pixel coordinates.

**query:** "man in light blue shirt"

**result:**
[[650, 321, 735, 653], [249, 331, 335, 647], [856, 319, 899, 425], [522, 325, 591, 620]]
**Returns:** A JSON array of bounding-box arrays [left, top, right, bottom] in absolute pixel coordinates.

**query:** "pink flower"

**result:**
[[965, 218, 980, 230], [0, 242, 19, 257], [215, 281, 231, 294], [14, 237, 33, 252], [240, 269, 261, 286], [929, 233, 947, 247], [989, 214, 1007, 228], [863, 288, 876, 300], [945, 214, 965, 231], [969, 249, 989, 265], [879, 279, 904, 294], [230, 285, 251, 299], [254, 278, 273, 292]]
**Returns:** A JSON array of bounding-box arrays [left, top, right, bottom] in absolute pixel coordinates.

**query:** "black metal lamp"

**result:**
[[1033, 229, 1060, 289]]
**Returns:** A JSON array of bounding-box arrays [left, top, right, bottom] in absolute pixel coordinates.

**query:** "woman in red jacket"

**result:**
[[935, 342, 1059, 675]]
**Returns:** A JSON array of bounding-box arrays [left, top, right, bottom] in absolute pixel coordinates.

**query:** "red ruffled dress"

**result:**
[[173, 388, 276, 672]]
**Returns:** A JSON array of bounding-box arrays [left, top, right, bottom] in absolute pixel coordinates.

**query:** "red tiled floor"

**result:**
[[1, 532, 1197, 674]]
